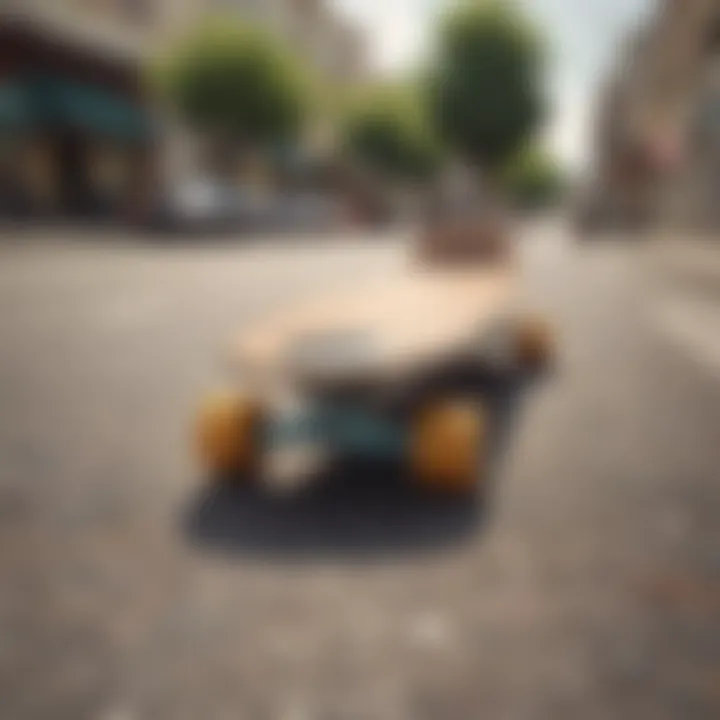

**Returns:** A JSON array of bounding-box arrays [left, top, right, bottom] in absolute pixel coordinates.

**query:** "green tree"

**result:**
[[427, 0, 546, 175], [503, 144, 565, 208], [156, 18, 310, 170], [341, 85, 442, 183]]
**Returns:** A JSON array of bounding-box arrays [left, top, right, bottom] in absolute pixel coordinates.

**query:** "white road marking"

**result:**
[[655, 294, 720, 374]]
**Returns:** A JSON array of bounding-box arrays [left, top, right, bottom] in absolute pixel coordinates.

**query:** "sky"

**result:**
[[335, 0, 655, 170]]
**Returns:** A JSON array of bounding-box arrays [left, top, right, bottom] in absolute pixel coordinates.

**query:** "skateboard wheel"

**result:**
[[515, 315, 554, 369], [410, 401, 487, 493], [195, 390, 264, 478]]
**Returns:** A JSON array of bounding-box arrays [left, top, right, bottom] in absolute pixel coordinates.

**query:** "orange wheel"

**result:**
[[410, 401, 487, 494], [195, 390, 264, 479]]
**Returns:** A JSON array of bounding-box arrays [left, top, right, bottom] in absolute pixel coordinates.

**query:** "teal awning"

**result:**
[[36, 77, 152, 141], [0, 83, 33, 130], [0, 76, 152, 141]]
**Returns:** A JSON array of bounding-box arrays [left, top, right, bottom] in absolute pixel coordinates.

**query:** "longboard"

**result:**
[[197, 216, 552, 492]]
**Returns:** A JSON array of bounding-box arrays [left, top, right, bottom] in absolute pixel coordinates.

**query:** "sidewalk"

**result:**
[[648, 234, 720, 298]]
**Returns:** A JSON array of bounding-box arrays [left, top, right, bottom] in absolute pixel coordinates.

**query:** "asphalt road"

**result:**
[[0, 226, 719, 719]]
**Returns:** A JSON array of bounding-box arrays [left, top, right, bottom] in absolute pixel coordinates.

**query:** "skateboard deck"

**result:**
[[231, 265, 516, 388]]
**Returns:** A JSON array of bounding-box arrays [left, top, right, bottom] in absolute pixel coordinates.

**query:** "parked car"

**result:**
[[149, 180, 268, 234], [262, 192, 346, 233]]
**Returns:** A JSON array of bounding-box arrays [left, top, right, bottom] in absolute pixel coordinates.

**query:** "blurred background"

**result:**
[[1, 1, 720, 718], [2, 0, 720, 233], [0, 0, 572, 228]]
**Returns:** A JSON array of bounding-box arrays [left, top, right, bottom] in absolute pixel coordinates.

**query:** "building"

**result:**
[[0, 0, 159, 219], [0, 0, 366, 220], [205, 0, 366, 84], [588, 0, 720, 231]]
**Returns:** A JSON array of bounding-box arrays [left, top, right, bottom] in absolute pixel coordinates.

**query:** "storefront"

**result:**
[[0, 15, 156, 221]]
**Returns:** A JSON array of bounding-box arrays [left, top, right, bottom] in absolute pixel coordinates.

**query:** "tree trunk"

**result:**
[[206, 133, 241, 182]]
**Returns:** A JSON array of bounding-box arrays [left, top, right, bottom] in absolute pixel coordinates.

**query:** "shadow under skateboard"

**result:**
[[183, 367, 542, 562]]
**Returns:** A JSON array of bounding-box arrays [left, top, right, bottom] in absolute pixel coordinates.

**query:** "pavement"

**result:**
[[0, 224, 719, 719], [645, 234, 720, 373], [649, 234, 720, 291]]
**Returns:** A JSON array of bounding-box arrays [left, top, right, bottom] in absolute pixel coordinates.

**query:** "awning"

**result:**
[[0, 82, 32, 130], [0, 76, 153, 141], [36, 77, 152, 141]]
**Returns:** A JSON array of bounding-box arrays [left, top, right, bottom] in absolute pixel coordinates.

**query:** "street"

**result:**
[[0, 225, 719, 719]]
